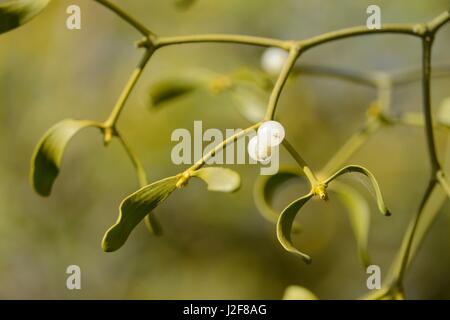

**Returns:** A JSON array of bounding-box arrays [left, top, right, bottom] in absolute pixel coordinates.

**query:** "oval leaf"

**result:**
[[30, 119, 100, 197], [325, 165, 391, 216], [254, 167, 303, 231], [192, 167, 240, 193], [0, 0, 50, 35], [329, 181, 371, 267], [283, 285, 318, 300], [102, 176, 178, 252], [277, 193, 314, 264]]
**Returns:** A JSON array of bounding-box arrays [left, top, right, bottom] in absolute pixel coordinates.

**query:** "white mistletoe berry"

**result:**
[[257, 120, 285, 147], [248, 136, 272, 163], [261, 48, 289, 75]]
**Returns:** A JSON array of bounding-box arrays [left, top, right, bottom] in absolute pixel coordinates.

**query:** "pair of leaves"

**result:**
[[0, 0, 50, 35], [31, 119, 241, 252], [103, 167, 241, 252], [276, 165, 390, 265]]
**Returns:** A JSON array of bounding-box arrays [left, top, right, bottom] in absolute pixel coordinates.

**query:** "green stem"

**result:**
[[421, 36, 441, 174], [154, 34, 290, 50], [94, 0, 153, 36], [116, 132, 148, 187], [386, 12, 450, 289], [299, 24, 419, 50], [103, 49, 153, 132], [282, 139, 319, 186], [320, 118, 382, 178], [391, 179, 437, 285], [186, 122, 262, 174], [264, 46, 301, 120]]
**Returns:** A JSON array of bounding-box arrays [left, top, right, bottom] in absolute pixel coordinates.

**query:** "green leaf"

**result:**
[[277, 192, 314, 264], [102, 176, 178, 252], [253, 167, 303, 231], [0, 0, 50, 35], [149, 77, 202, 108], [30, 119, 100, 197], [325, 165, 391, 216], [192, 167, 240, 193], [283, 285, 318, 300], [329, 181, 371, 267]]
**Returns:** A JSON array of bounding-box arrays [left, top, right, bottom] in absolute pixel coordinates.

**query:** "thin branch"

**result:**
[[103, 49, 153, 132], [94, 0, 153, 36], [264, 46, 301, 120], [319, 119, 382, 178], [155, 34, 290, 50], [282, 139, 319, 186], [299, 24, 419, 50], [116, 132, 148, 187]]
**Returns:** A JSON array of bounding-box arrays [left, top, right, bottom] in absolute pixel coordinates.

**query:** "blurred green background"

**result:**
[[0, 0, 449, 299]]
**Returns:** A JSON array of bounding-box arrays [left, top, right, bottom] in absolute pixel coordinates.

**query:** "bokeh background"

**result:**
[[0, 0, 449, 299]]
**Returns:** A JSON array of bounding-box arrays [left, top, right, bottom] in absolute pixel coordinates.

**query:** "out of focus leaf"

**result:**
[[230, 85, 267, 123], [102, 176, 178, 252], [192, 167, 240, 193], [149, 77, 201, 107], [325, 165, 391, 216], [30, 119, 100, 197], [277, 192, 314, 264], [254, 167, 302, 231], [437, 97, 450, 127], [283, 285, 319, 300], [329, 181, 371, 267], [174, 0, 197, 10], [231, 68, 273, 91], [0, 0, 50, 35]]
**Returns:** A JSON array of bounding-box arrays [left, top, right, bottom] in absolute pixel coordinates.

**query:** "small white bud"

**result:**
[[261, 48, 289, 75]]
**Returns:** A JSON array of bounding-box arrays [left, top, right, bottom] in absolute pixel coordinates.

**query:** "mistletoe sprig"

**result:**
[[2, 0, 450, 299]]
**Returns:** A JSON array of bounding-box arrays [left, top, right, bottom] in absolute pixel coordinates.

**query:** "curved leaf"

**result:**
[[325, 165, 391, 216], [30, 119, 100, 197], [277, 192, 314, 264], [283, 285, 318, 300], [0, 0, 50, 35], [329, 181, 371, 267], [253, 167, 302, 231], [192, 167, 240, 193], [102, 176, 178, 252]]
